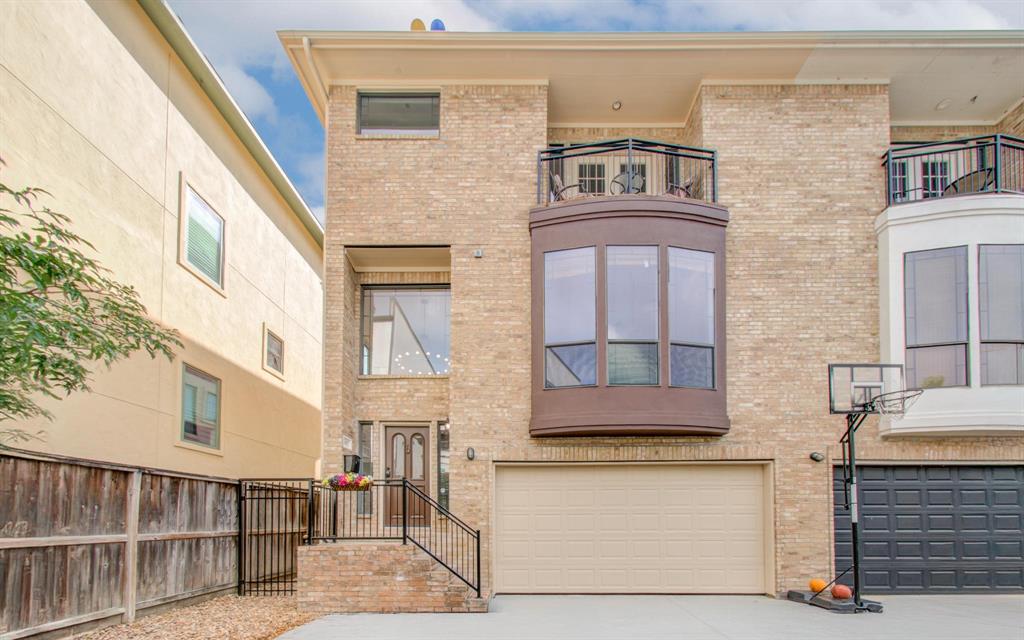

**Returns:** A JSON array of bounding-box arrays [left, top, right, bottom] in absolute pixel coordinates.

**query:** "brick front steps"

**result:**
[[297, 541, 489, 613]]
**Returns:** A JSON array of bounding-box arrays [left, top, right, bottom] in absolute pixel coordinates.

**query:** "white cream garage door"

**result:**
[[495, 464, 767, 593]]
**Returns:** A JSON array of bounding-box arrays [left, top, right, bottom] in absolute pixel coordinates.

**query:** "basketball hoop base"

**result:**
[[786, 590, 884, 614]]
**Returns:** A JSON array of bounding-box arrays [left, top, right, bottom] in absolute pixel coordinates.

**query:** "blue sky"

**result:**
[[167, 0, 1024, 223]]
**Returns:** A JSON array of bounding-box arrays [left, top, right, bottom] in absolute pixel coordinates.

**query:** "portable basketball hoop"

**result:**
[[791, 365, 922, 614]]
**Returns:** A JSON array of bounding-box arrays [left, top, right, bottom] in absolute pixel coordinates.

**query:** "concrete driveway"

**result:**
[[279, 594, 1024, 640]]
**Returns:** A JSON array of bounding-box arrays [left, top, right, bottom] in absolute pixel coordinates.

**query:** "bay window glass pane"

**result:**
[[544, 248, 595, 344], [545, 344, 596, 387], [981, 343, 1024, 385], [904, 247, 967, 346], [607, 246, 659, 340], [608, 343, 658, 385], [669, 248, 714, 345], [182, 365, 220, 448], [671, 344, 713, 389], [979, 245, 1024, 341], [362, 287, 450, 375], [185, 187, 224, 286], [906, 345, 967, 389], [359, 93, 439, 134]]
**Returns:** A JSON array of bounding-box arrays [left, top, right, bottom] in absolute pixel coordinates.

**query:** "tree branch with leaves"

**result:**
[[1, 160, 181, 446]]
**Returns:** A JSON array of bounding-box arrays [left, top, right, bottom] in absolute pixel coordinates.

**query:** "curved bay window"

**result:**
[[530, 196, 729, 437]]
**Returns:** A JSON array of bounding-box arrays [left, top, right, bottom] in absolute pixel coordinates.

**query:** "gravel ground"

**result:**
[[76, 596, 316, 640]]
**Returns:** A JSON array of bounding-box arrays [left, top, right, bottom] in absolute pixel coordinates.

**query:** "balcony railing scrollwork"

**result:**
[[537, 138, 717, 206]]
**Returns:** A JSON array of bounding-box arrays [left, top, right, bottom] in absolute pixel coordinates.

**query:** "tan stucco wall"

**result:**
[[0, 0, 323, 477], [323, 81, 1024, 598]]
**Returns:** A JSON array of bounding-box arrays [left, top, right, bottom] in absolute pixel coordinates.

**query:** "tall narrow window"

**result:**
[[357, 422, 373, 515], [544, 247, 596, 388], [358, 93, 439, 135], [361, 287, 450, 375], [904, 246, 968, 388], [183, 186, 224, 287], [607, 245, 659, 385], [181, 365, 220, 448], [979, 245, 1024, 385], [437, 421, 450, 510], [921, 160, 949, 199], [669, 248, 715, 388], [890, 160, 908, 202]]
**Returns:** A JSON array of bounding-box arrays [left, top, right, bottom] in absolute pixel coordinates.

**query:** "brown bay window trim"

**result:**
[[530, 195, 729, 437]]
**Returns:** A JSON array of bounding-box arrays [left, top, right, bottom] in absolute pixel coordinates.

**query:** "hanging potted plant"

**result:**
[[322, 472, 373, 491]]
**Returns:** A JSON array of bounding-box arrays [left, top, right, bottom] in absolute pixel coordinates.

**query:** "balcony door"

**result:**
[[385, 425, 430, 525]]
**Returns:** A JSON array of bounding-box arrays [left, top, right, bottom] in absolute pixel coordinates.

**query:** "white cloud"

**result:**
[[214, 64, 279, 123]]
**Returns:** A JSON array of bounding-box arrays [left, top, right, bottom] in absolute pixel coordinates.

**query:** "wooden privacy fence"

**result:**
[[0, 450, 239, 639]]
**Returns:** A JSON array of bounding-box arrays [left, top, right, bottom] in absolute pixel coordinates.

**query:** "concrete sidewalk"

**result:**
[[278, 594, 1024, 640]]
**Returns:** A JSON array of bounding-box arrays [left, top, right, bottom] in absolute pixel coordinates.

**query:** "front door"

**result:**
[[385, 426, 430, 525]]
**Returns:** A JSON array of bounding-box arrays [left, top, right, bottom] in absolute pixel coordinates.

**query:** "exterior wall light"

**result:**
[[466, 447, 476, 460], [611, 100, 622, 111], [809, 452, 825, 462]]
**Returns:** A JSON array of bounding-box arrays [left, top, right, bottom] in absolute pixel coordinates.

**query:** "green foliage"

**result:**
[[0, 163, 181, 443]]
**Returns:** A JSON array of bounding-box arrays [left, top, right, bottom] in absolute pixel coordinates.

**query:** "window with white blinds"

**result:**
[[184, 186, 224, 287]]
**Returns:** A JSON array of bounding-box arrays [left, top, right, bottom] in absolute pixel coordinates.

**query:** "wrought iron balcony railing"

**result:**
[[883, 134, 1024, 206], [537, 138, 717, 206]]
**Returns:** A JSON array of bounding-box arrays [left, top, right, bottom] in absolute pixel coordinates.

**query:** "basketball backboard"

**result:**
[[828, 364, 905, 414]]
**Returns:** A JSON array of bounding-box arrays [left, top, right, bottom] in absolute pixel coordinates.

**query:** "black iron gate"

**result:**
[[238, 479, 315, 595]]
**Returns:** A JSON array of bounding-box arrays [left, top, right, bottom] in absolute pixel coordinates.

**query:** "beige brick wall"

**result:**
[[548, 126, 690, 145], [997, 99, 1024, 136], [297, 542, 486, 613], [323, 82, 1024, 600], [890, 124, 995, 142]]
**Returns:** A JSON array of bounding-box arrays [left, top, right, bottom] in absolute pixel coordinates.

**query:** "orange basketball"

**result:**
[[831, 584, 852, 599], [809, 578, 827, 592]]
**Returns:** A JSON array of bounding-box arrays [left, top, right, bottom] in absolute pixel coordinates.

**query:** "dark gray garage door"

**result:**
[[833, 465, 1024, 592]]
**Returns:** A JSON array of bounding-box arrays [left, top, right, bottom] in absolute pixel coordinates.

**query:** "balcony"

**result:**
[[884, 134, 1024, 206], [537, 138, 717, 206]]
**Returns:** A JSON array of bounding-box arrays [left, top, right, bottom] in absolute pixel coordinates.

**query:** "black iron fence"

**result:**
[[884, 134, 1024, 205], [238, 478, 480, 597], [537, 138, 717, 206]]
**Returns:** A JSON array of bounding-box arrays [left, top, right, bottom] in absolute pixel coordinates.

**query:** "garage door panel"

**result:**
[[834, 465, 1024, 593], [496, 464, 766, 593]]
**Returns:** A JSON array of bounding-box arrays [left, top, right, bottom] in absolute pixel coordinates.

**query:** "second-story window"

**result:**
[[358, 93, 439, 135], [607, 245, 659, 385], [183, 185, 225, 288], [669, 247, 715, 388], [905, 246, 968, 389], [182, 365, 220, 449], [921, 160, 949, 199], [979, 244, 1024, 385], [578, 163, 606, 195], [361, 286, 450, 375], [544, 247, 596, 388]]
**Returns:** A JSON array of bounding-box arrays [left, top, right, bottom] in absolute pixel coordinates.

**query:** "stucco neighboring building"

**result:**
[[1, 0, 324, 478], [282, 28, 1024, 607]]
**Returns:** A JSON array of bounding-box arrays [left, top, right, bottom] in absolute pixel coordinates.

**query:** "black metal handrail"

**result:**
[[537, 138, 717, 206], [308, 478, 481, 597], [883, 134, 1024, 206]]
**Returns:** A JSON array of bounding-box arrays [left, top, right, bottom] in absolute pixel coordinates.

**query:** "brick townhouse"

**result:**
[[281, 31, 1024, 609]]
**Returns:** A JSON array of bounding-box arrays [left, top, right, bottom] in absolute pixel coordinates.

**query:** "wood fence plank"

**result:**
[[123, 470, 142, 623]]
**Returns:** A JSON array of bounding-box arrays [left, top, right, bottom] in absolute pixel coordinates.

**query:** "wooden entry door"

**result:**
[[385, 426, 430, 525]]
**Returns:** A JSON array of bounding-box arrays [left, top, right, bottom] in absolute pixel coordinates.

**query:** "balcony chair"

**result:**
[[549, 172, 592, 202], [609, 170, 646, 195], [942, 167, 995, 196], [665, 175, 697, 199]]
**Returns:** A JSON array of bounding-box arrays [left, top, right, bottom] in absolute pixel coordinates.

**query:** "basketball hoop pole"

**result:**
[[841, 411, 869, 609]]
